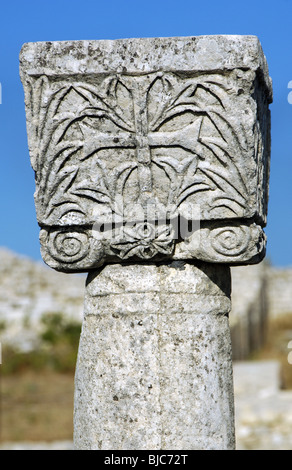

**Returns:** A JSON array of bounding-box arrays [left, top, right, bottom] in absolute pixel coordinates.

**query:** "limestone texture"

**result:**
[[74, 261, 235, 450], [19, 35, 272, 451], [20, 36, 272, 272]]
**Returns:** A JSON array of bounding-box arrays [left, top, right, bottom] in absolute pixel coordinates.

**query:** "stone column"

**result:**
[[20, 36, 272, 450], [74, 262, 234, 450]]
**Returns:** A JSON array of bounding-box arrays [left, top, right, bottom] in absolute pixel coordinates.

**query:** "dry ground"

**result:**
[[0, 371, 74, 442]]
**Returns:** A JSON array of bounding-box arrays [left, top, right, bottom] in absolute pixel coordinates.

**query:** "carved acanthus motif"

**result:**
[[28, 73, 250, 218], [23, 68, 269, 269]]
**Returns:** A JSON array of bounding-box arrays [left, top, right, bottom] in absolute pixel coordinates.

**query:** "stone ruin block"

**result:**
[[20, 36, 272, 272]]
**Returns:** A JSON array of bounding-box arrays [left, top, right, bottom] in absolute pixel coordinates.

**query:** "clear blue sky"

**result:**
[[0, 0, 291, 267]]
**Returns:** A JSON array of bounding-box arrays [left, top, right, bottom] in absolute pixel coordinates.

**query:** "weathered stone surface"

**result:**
[[74, 261, 235, 450], [19, 35, 272, 451], [20, 36, 272, 272]]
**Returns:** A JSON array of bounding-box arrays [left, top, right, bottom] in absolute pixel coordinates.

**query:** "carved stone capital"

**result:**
[[20, 36, 272, 271]]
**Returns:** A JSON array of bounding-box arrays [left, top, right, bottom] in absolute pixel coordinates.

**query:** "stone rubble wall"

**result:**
[[0, 248, 85, 351], [230, 263, 269, 360], [230, 263, 292, 360], [266, 267, 292, 319]]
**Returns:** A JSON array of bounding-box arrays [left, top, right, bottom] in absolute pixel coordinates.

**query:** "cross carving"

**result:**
[[80, 77, 204, 205], [20, 36, 271, 271]]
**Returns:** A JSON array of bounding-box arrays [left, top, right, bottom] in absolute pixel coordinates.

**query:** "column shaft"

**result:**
[[74, 261, 235, 450]]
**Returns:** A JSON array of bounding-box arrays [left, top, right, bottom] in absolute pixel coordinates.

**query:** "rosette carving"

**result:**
[[110, 222, 174, 260]]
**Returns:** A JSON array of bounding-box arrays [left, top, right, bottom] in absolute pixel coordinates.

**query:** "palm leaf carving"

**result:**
[[30, 72, 249, 225], [147, 74, 248, 215]]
